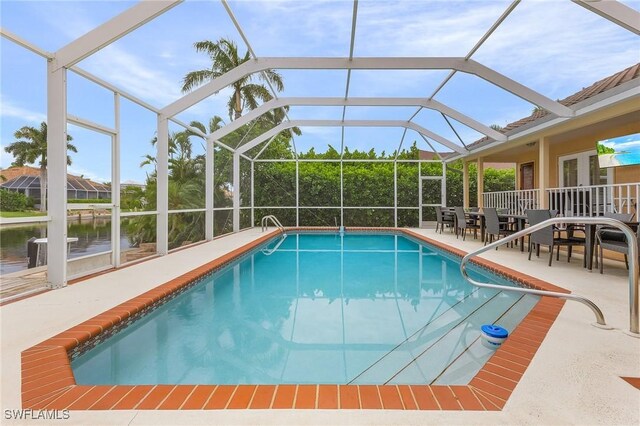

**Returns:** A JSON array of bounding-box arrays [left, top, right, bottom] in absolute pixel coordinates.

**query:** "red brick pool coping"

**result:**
[[21, 227, 567, 411]]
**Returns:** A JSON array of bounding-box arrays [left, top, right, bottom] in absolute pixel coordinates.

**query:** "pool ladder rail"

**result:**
[[460, 216, 639, 336], [261, 233, 287, 256], [261, 215, 286, 235]]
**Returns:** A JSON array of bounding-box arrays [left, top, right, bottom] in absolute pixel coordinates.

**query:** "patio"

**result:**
[[1, 227, 638, 424]]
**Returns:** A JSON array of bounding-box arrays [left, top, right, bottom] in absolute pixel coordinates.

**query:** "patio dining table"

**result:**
[[464, 211, 527, 250], [452, 208, 638, 271]]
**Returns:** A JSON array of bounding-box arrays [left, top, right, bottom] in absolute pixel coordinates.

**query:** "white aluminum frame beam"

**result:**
[[208, 97, 506, 142], [53, 1, 182, 70], [46, 64, 68, 288], [161, 57, 574, 118], [237, 120, 466, 155], [572, 0, 640, 35], [340, 0, 360, 157]]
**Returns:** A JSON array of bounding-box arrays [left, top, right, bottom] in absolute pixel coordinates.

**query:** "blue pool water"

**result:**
[[72, 233, 539, 385]]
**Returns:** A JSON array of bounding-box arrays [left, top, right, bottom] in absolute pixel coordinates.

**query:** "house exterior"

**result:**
[[0, 166, 111, 201], [459, 63, 640, 218]]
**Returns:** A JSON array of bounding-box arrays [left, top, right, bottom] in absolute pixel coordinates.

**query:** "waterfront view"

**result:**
[[0, 218, 127, 275]]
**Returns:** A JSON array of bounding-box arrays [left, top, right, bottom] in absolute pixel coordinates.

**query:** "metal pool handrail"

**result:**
[[460, 217, 639, 335], [261, 214, 285, 234], [261, 233, 287, 256]]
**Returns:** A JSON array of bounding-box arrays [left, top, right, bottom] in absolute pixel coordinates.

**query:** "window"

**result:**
[[559, 150, 612, 187]]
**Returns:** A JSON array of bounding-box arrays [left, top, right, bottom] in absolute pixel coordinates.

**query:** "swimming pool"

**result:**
[[71, 232, 538, 386]]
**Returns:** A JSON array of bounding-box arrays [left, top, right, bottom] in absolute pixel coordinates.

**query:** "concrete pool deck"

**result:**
[[1, 227, 638, 425]]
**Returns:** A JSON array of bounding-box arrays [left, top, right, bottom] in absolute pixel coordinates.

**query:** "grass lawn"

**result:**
[[0, 211, 47, 218]]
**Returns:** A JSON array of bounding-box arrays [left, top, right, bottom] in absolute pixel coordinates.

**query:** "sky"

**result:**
[[1, 0, 639, 184]]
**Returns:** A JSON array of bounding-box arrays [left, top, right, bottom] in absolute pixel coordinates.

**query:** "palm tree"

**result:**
[[181, 38, 284, 121], [260, 107, 301, 136], [4, 122, 76, 211], [187, 116, 225, 137]]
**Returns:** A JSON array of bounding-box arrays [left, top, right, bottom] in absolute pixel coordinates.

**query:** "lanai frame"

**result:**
[[1, 0, 638, 288]]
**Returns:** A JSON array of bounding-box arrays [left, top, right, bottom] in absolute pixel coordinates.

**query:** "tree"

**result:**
[[181, 38, 284, 120], [4, 122, 76, 211]]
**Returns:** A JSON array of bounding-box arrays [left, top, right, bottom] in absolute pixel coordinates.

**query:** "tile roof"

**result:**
[[0, 166, 40, 182], [467, 62, 640, 150]]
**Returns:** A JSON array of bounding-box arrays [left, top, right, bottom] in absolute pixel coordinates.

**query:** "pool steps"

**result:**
[[350, 291, 537, 385]]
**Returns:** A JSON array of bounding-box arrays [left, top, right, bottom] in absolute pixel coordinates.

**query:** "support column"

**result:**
[[233, 152, 240, 232], [476, 157, 484, 208], [112, 93, 121, 267], [538, 136, 550, 209], [295, 160, 299, 227], [250, 160, 254, 227], [46, 63, 68, 288], [340, 161, 344, 227], [205, 137, 214, 240], [462, 161, 470, 208], [393, 162, 398, 227], [157, 115, 169, 255], [441, 162, 447, 207]]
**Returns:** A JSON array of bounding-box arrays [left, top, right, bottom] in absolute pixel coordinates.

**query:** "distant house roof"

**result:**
[[419, 150, 458, 160], [0, 166, 40, 182], [467, 62, 640, 150], [0, 166, 110, 193]]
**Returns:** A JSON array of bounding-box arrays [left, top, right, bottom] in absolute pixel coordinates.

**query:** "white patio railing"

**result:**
[[547, 183, 639, 217], [482, 189, 540, 215], [482, 183, 639, 218]]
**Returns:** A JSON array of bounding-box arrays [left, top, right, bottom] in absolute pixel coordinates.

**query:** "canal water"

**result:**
[[0, 218, 132, 275]]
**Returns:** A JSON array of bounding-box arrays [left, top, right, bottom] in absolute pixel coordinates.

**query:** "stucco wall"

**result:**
[[506, 119, 640, 190]]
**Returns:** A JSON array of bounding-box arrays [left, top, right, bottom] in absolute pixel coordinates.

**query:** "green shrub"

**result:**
[[0, 189, 31, 211]]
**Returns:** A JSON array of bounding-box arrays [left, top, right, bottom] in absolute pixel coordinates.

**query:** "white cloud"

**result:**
[[67, 166, 109, 184], [354, 1, 508, 57], [79, 45, 182, 107], [471, 1, 640, 97], [0, 97, 46, 124]]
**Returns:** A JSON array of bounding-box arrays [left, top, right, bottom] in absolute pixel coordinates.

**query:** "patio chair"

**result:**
[[526, 209, 586, 266], [484, 208, 517, 248], [454, 206, 480, 241], [435, 206, 454, 234], [595, 212, 637, 273]]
